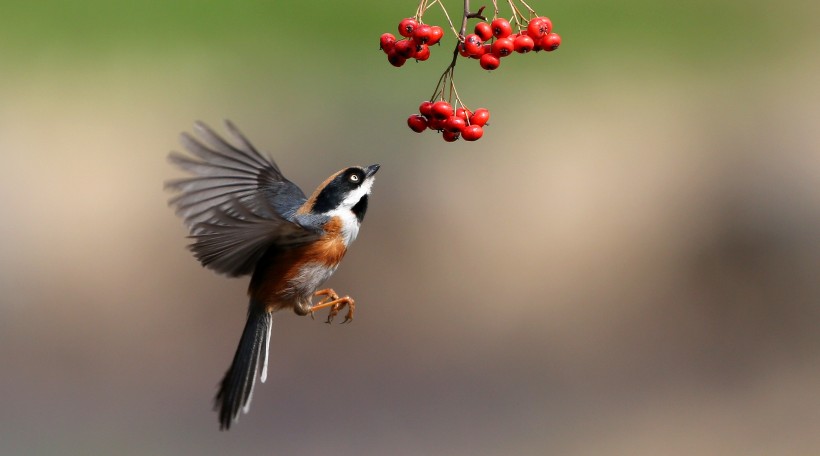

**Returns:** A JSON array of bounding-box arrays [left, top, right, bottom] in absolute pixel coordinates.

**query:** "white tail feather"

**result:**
[[260, 321, 272, 383], [242, 386, 253, 414]]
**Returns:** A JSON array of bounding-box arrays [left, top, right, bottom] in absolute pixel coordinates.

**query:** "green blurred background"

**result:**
[[1, 0, 818, 454]]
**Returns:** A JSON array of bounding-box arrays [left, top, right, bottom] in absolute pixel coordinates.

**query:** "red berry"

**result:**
[[491, 18, 512, 38], [380, 33, 397, 53], [464, 34, 483, 55], [470, 108, 490, 126], [428, 117, 446, 131], [387, 50, 407, 67], [468, 44, 487, 59], [442, 130, 460, 142], [458, 42, 471, 58], [527, 17, 552, 39], [474, 22, 493, 41], [394, 39, 415, 58], [398, 18, 418, 38], [462, 124, 484, 141], [540, 33, 561, 51], [492, 37, 514, 57], [444, 116, 467, 133], [514, 34, 535, 53], [414, 44, 430, 61], [479, 53, 500, 70], [455, 107, 472, 121], [419, 101, 434, 117], [427, 26, 444, 45], [413, 25, 432, 44], [407, 115, 428, 133], [432, 101, 454, 119]]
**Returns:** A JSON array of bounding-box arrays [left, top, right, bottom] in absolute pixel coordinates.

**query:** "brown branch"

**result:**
[[431, 0, 487, 102], [466, 6, 487, 21], [451, 0, 487, 65], [459, 1, 488, 37]]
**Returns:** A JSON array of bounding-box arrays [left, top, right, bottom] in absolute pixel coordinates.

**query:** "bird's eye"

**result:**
[[349, 174, 360, 182]]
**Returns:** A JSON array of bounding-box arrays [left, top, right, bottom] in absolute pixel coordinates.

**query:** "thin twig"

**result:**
[[437, 1, 460, 39], [507, 0, 529, 27], [415, 0, 427, 21], [430, 0, 486, 102], [518, 0, 537, 15]]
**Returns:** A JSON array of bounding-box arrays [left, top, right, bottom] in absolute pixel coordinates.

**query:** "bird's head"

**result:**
[[304, 164, 380, 223]]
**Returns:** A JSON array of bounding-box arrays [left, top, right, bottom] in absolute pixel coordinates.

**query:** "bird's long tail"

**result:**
[[214, 306, 272, 430]]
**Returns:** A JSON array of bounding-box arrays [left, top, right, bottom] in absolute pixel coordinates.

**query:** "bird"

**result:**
[[166, 120, 379, 430]]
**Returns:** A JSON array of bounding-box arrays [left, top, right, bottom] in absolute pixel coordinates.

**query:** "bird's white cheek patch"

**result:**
[[342, 178, 374, 208]]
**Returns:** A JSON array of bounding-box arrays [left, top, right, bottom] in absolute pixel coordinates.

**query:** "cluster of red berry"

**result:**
[[380, 18, 445, 67], [407, 101, 490, 142], [380, 3, 563, 144], [460, 17, 560, 70]]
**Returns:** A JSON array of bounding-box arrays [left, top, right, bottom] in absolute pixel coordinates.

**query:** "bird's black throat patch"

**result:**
[[351, 194, 368, 222]]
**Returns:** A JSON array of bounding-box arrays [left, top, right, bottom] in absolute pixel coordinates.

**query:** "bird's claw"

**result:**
[[325, 301, 340, 324], [326, 299, 355, 324], [341, 299, 355, 324], [310, 289, 355, 324]]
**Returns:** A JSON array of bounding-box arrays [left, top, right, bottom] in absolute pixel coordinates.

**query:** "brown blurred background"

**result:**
[[1, 1, 818, 455]]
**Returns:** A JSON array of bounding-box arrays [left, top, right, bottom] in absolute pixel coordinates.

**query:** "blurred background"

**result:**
[[1, 0, 818, 454]]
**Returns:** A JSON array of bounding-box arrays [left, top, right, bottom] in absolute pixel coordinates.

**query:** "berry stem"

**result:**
[[507, 0, 527, 28], [434, 0, 461, 39], [508, 8, 521, 27], [415, 0, 443, 21], [518, 0, 537, 15], [450, 75, 466, 109], [415, 0, 425, 21], [428, 0, 484, 108], [429, 64, 450, 101]]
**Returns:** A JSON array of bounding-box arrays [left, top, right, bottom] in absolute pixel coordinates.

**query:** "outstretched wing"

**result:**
[[166, 120, 320, 277]]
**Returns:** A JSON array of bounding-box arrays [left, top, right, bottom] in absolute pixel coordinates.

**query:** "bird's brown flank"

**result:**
[[249, 216, 348, 312]]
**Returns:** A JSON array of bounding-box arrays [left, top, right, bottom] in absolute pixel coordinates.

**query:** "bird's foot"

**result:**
[[311, 289, 355, 324]]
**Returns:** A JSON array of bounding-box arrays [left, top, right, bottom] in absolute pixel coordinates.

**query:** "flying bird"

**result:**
[[167, 120, 379, 429]]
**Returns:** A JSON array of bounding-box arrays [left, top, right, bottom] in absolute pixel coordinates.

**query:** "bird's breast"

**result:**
[[286, 262, 339, 298], [250, 216, 349, 309]]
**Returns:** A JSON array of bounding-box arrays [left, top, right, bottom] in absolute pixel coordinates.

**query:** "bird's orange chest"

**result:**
[[300, 216, 348, 265], [250, 216, 348, 306]]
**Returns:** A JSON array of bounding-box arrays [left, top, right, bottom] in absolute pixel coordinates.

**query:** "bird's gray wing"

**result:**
[[188, 197, 319, 277], [166, 120, 320, 277]]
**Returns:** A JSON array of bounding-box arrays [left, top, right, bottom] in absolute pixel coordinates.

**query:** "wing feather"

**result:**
[[190, 198, 317, 276], [179, 132, 264, 171], [166, 120, 317, 277]]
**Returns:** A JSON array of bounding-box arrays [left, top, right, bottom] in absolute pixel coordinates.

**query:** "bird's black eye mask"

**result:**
[[312, 168, 365, 213], [345, 169, 366, 184]]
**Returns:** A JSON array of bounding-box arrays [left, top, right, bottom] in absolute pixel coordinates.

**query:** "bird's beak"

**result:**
[[365, 164, 380, 177]]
